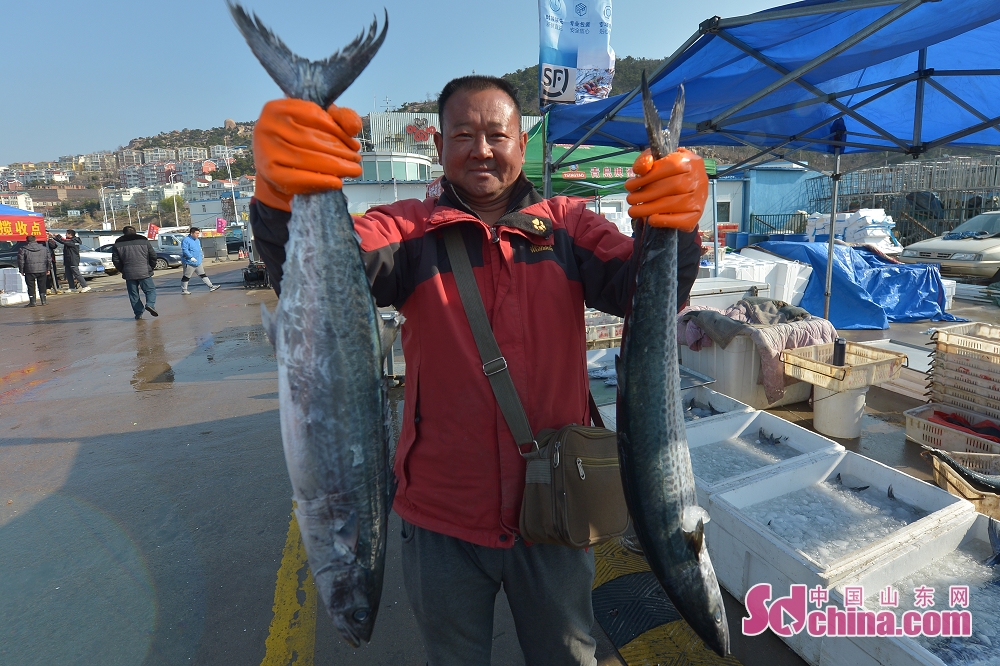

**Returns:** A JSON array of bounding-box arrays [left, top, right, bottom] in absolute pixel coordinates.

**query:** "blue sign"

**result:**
[[538, 0, 615, 105]]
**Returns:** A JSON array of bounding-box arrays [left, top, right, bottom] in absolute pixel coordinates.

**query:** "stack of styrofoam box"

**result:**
[[805, 212, 851, 240], [705, 450, 974, 665], [739, 248, 814, 306], [0, 267, 28, 306], [680, 335, 813, 409], [929, 323, 1000, 420], [584, 309, 624, 342], [686, 409, 843, 506], [841, 208, 901, 255]]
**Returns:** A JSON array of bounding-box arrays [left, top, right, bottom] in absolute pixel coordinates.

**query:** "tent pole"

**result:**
[[711, 178, 720, 277], [543, 140, 553, 199], [823, 151, 842, 320]]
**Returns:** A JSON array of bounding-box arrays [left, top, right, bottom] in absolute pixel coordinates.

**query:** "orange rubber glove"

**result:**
[[624, 148, 709, 231], [252, 98, 364, 212]]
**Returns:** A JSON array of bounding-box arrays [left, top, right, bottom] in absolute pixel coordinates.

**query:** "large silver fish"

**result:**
[[615, 72, 730, 656], [229, 4, 396, 647]]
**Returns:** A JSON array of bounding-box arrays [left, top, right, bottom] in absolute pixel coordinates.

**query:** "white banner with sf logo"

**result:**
[[538, 0, 615, 105]]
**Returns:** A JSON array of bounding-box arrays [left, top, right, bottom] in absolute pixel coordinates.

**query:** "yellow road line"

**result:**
[[262, 508, 317, 666]]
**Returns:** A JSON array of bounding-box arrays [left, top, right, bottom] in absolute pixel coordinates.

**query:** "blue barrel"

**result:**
[[815, 234, 830, 243], [783, 233, 809, 242], [734, 232, 749, 249], [748, 233, 770, 245], [725, 231, 738, 248]]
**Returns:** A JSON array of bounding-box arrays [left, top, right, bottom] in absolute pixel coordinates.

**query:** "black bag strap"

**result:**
[[443, 226, 606, 449], [444, 227, 536, 451]]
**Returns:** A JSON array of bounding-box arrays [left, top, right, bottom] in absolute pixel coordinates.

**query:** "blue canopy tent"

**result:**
[[544, 0, 1000, 320]]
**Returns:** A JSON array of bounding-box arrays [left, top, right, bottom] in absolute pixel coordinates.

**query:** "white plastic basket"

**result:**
[[929, 383, 1000, 420], [904, 403, 1000, 455], [932, 322, 1000, 357], [934, 349, 1000, 380]]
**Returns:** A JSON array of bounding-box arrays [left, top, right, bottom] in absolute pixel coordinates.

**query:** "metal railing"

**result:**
[[748, 212, 807, 235]]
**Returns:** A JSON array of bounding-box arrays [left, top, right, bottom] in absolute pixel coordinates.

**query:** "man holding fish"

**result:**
[[250, 74, 708, 663]]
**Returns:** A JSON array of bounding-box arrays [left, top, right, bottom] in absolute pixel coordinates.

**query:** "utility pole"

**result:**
[[223, 136, 239, 227]]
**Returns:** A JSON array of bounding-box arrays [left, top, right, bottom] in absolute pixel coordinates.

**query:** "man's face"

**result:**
[[192, 231, 200, 239], [433, 88, 527, 202]]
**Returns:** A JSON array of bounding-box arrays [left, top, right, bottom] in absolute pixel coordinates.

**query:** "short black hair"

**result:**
[[122, 225, 137, 235], [190, 227, 200, 233], [67, 229, 76, 237], [26, 235, 36, 243], [437, 75, 521, 127]]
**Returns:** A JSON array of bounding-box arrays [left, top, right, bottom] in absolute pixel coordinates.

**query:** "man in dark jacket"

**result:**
[[44, 235, 63, 294], [17, 235, 52, 307], [111, 226, 159, 320], [49, 229, 91, 293]]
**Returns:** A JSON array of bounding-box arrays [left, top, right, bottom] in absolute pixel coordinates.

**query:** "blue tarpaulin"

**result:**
[[546, 0, 1000, 159], [757, 241, 965, 329]]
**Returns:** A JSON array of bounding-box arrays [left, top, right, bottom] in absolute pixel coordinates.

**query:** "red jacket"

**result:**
[[251, 176, 701, 548]]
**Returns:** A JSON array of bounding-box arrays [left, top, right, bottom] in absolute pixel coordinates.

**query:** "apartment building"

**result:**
[[142, 147, 177, 163], [83, 152, 115, 172], [177, 146, 209, 160], [178, 159, 218, 183], [117, 149, 144, 167], [0, 192, 34, 211], [209, 145, 247, 160]]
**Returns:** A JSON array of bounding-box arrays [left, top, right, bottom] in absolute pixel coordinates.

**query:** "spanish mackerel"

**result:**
[[922, 445, 1000, 493], [615, 72, 730, 656], [229, 4, 396, 647]]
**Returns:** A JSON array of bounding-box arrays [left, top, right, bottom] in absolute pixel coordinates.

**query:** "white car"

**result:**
[[79, 245, 116, 276], [897, 211, 1000, 278]]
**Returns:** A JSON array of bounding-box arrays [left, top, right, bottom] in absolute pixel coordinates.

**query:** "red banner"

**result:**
[[147, 224, 160, 239], [0, 215, 46, 241]]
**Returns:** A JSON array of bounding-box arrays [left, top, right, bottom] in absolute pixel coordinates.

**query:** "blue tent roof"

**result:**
[[547, 0, 1000, 164], [0, 203, 43, 218]]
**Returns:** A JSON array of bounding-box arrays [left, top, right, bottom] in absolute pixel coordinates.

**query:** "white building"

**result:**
[[142, 147, 177, 163], [210, 145, 247, 160], [0, 192, 34, 211], [179, 159, 218, 183], [117, 149, 144, 166], [83, 152, 115, 172], [177, 146, 209, 160], [188, 192, 253, 228]]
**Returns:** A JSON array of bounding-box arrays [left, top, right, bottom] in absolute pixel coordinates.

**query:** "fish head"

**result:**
[[317, 564, 379, 647], [684, 557, 731, 657]]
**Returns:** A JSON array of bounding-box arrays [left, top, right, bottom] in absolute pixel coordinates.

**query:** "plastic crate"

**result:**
[[904, 403, 1000, 454], [926, 453, 1000, 520], [933, 349, 1000, 381], [931, 366, 1000, 401], [932, 322, 1000, 357], [680, 334, 813, 409], [929, 383, 1000, 420], [781, 342, 907, 391]]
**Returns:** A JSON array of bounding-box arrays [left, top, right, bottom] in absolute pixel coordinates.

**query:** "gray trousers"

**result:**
[[401, 520, 598, 666], [181, 264, 213, 288], [65, 265, 87, 289]]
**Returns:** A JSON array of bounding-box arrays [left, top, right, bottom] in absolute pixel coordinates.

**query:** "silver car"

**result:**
[[897, 211, 1000, 278]]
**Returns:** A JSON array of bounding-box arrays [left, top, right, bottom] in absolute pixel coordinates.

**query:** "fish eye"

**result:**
[[353, 609, 370, 622], [714, 609, 723, 624]]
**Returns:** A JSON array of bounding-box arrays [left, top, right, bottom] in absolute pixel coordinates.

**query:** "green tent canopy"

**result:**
[[523, 118, 716, 197]]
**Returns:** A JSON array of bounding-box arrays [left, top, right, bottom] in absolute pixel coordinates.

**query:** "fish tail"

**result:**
[[228, 2, 387, 107]]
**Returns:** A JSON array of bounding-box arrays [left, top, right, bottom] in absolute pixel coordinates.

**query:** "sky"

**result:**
[[0, 0, 781, 165]]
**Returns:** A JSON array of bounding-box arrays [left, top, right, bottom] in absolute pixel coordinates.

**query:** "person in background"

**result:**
[[111, 225, 159, 320], [44, 235, 63, 294], [17, 235, 52, 307], [180, 227, 220, 294], [49, 229, 91, 293]]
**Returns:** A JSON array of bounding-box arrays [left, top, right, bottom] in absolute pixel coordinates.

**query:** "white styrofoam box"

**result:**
[[688, 277, 770, 310], [705, 451, 972, 606], [825, 511, 991, 666], [1, 267, 27, 294], [739, 248, 814, 306], [687, 409, 843, 506], [680, 334, 813, 409], [941, 279, 956, 311], [0, 292, 28, 306], [593, 385, 754, 434]]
